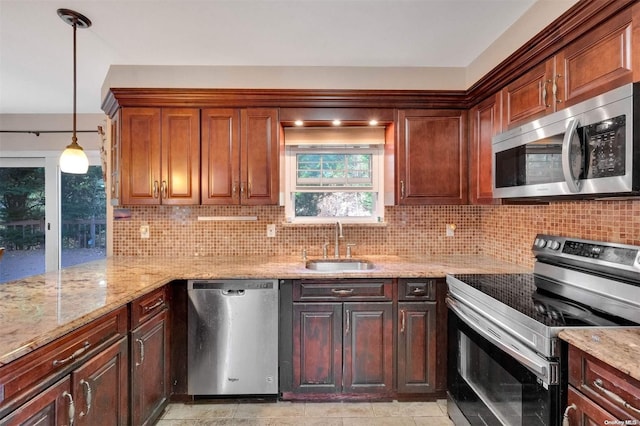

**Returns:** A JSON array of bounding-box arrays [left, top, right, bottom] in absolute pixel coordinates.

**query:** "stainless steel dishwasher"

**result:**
[[187, 279, 278, 395]]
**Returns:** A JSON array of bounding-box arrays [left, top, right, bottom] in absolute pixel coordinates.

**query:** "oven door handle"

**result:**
[[447, 296, 558, 385]]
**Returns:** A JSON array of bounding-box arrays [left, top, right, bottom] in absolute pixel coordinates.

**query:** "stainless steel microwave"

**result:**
[[492, 83, 639, 199]]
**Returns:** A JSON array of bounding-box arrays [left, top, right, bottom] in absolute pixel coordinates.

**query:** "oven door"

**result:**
[[447, 307, 562, 426]]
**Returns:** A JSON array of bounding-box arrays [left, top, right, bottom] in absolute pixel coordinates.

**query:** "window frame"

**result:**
[[284, 145, 385, 224]]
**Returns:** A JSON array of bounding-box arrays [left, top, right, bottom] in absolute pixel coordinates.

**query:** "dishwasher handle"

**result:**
[[222, 289, 246, 296]]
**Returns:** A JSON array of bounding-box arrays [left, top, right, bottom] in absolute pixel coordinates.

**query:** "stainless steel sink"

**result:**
[[305, 258, 375, 272]]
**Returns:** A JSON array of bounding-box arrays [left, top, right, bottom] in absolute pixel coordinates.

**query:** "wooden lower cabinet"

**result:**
[[0, 378, 72, 426], [292, 303, 343, 394], [130, 309, 170, 426], [566, 385, 622, 426], [290, 278, 394, 398], [292, 301, 393, 396], [397, 301, 437, 393], [567, 344, 640, 424], [343, 302, 393, 394], [0, 337, 128, 426]]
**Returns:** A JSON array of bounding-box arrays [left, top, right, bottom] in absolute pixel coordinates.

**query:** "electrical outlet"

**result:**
[[446, 223, 456, 237], [266, 224, 276, 237], [140, 224, 150, 239]]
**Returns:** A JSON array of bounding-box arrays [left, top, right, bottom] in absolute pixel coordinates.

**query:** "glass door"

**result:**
[[0, 162, 46, 282], [60, 165, 106, 267]]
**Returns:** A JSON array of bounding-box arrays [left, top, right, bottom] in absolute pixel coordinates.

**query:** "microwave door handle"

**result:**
[[561, 118, 582, 193]]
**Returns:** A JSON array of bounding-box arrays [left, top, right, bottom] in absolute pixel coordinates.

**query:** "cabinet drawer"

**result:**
[[293, 279, 392, 301], [130, 286, 168, 328], [0, 306, 127, 412], [398, 279, 436, 301], [567, 385, 621, 425], [568, 345, 640, 421]]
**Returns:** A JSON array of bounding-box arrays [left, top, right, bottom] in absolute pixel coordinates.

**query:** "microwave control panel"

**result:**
[[582, 114, 626, 179]]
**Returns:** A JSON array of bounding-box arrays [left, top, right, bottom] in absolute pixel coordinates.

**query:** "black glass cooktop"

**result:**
[[450, 273, 634, 328]]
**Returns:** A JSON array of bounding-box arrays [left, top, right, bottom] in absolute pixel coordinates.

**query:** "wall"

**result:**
[[112, 199, 640, 270], [480, 200, 640, 268], [112, 205, 481, 258]]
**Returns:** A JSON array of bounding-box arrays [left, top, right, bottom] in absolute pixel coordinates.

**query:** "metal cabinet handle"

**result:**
[[143, 298, 164, 312], [345, 309, 350, 334], [400, 309, 406, 334], [240, 182, 246, 197], [161, 180, 167, 199], [135, 338, 145, 367], [232, 182, 238, 198], [53, 341, 90, 367], [561, 403, 576, 426], [62, 391, 75, 426], [79, 379, 92, 417], [554, 74, 562, 104], [411, 288, 426, 295], [331, 289, 354, 296], [593, 378, 640, 415], [400, 180, 405, 199], [153, 180, 159, 198], [543, 79, 551, 107]]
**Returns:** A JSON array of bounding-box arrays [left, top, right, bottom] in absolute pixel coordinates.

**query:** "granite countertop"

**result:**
[[559, 328, 640, 382], [0, 254, 528, 367]]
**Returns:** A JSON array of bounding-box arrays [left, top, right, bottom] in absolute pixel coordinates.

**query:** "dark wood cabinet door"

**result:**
[[292, 303, 343, 394], [0, 377, 72, 426], [131, 309, 169, 426], [559, 11, 633, 108], [342, 302, 393, 394], [470, 93, 502, 205], [397, 302, 437, 393], [501, 59, 556, 129], [120, 108, 162, 205], [73, 337, 128, 426], [397, 109, 467, 205], [241, 108, 279, 205], [567, 386, 622, 426], [161, 108, 200, 205], [201, 108, 241, 205]]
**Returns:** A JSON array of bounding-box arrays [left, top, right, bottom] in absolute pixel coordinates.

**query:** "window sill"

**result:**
[[281, 221, 388, 228]]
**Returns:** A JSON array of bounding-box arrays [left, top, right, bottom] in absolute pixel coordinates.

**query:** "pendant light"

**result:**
[[58, 8, 91, 174]]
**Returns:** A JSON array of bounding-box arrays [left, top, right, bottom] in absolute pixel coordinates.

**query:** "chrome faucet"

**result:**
[[334, 221, 343, 258]]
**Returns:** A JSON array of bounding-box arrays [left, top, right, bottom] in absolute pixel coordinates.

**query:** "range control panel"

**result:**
[[533, 234, 640, 269]]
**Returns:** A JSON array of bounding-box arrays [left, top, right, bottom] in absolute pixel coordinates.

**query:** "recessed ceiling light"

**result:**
[[294, 120, 304, 126], [369, 120, 378, 126], [332, 119, 341, 126]]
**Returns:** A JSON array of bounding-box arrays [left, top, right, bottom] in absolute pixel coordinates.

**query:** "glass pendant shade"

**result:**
[[60, 138, 89, 174]]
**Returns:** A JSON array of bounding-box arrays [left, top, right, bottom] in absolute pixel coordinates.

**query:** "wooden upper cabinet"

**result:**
[[559, 10, 633, 108], [201, 108, 279, 205], [201, 109, 241, 204], [119, 107, 200, 205], [397, 109, 467, 205], [501, 59, 556, 129], [469, 93, 502, 205], [502, 8, 633, 130], [120, 108, 162, 205], [161, 109, 201, 205], [241, 108, 279, 205]]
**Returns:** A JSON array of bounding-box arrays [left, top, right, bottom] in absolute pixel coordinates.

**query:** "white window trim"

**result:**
[[284, 145, 385, 224]]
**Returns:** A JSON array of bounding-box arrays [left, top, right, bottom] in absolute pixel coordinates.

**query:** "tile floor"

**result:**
[[157, 400, 454, 425]]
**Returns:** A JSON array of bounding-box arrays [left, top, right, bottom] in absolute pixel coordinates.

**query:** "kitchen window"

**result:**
[[284, 145, 384, 224]]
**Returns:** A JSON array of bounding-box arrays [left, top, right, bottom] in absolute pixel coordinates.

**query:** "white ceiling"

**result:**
[[1, 0, 571, 115]]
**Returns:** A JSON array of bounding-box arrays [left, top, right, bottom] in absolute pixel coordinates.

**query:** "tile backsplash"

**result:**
[[113, 200, 640, 269]]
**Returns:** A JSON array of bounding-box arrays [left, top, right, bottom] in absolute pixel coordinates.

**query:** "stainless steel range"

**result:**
[[446, 234, 640, 426]]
